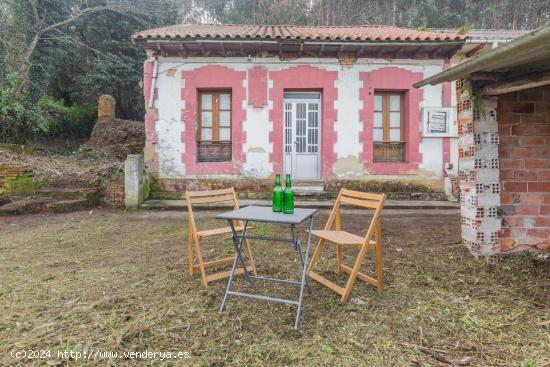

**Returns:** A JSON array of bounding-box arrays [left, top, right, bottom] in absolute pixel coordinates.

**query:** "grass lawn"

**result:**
[[1, 208, 548, 366]]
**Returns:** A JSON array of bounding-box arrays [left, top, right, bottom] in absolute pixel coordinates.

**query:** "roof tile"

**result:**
[[132, 23, 465, 42]]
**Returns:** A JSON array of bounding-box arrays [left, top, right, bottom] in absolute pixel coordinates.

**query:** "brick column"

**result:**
[[457, 80, 501, 257]]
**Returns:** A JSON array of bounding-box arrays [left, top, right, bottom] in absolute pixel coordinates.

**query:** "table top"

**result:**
[[216, 205, 317, 225]]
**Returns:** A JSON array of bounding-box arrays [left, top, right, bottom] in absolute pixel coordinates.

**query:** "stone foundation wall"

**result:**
[[151, 177, 446, 201]]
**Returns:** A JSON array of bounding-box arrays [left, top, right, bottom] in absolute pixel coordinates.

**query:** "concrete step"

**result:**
[[293, 185, 325, 196], [0, 197, 93, 216], [36, 187, 98, 199], [140, 199, 459, 211]]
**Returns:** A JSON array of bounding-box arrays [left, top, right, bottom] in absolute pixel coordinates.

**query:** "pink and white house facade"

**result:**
[[132, 24, 467, 195]]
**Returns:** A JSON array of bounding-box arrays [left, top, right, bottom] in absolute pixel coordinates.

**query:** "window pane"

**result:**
[[390, 128, 401, 142], [219, 128, 231, 141], [389, 95, 401, 111], [220, 111, 231, 127], [201, 94, 212, 110], [219, 93, 231, 110], [374, 95, 383, 111], [201, 128, 212, 141], [374, 112, 383, 128], [389, 112, 401, 128], [201, 111, 212, 127], [373, 128, 384, 142]]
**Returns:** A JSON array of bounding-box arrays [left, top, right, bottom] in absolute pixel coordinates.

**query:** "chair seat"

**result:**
[[310, 230, 375, 248], [196, 225, 247, 238]]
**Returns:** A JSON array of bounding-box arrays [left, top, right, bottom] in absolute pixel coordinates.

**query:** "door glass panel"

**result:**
[[219, 128, 230, 141], [220, 111, 230, 127], [201, 128, 212, 141], [389, 112, 401, 128], [374, 112, 383, 128], [296, 103, 306, 119], [285, 103, 292, 153], [390, 128, 401, 142], [219, 93, 231, 109], [374, 95, 383, 111], [389, 95, 401, 111], [373, 128, 384, 142], [201, 94, 212, 109], [201, 112, 212, 127]]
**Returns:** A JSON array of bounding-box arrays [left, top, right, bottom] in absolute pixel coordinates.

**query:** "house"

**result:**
[[415, 24, 550, 257], [131, 24, 470, 196]]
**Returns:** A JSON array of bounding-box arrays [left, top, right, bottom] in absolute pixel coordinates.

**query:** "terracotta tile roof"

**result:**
[[132, 23, 465, 42], [431, 28, 529, 41]]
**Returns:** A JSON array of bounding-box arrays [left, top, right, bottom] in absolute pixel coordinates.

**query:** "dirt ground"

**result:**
[[1, 208, 548, 366]]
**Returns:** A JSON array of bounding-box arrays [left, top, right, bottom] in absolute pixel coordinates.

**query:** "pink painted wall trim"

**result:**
[[269, 65, 338, 177], [442, 60, 452, 176], [143, 60, 158, 173], [359, 67, 423, 174], [248, 66, 268, 108], [181, 65, 246, 174]]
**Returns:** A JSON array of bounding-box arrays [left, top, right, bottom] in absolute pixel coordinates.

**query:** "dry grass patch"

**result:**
[[0, 209, 548, 366]]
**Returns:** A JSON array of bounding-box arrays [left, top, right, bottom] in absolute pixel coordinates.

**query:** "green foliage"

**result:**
[[457, 24, 472, 35], [38, 96, 97, 138], [0, 75, 48, 143]]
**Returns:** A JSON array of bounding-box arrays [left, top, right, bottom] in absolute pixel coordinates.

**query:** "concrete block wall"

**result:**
[[457, 80, 501, 257], [497, 86, 550, 252]]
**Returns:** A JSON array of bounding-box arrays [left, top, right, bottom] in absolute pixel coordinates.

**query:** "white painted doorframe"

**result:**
[[283, 92, 322, 180]]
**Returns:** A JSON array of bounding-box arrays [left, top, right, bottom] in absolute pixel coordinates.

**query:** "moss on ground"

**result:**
[[1, 174, 45, 195], [0, 209, 548, 366]]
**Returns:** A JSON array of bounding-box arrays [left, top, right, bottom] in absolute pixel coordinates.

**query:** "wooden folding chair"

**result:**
[[307, 189, 386, 302], [186, 188, 257, 287]]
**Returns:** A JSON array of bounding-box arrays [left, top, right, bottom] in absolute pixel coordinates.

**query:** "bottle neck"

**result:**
[[285, 175, 291, 187], [275, 174, 280, 185]]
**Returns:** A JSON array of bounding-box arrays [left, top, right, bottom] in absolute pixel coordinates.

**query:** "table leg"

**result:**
[[291, 225, 309, 287], [220, 220, 250, 313], [294, 216, 314, 329], [228, 219, 252, 281]]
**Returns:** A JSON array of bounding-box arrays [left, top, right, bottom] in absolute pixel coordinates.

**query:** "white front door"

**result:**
[[283, 92, 321, 180]]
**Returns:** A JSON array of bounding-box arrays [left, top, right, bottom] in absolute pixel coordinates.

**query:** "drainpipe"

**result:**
[[148, 56, 158, 109]]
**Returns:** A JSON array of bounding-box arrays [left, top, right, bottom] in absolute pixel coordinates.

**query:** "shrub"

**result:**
[[39, 96, 97, 138], [0, 75, 49, 143]]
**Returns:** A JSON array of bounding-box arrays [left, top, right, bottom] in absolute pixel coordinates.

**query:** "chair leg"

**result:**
[[336, 244, 343, 273], [340, 244, 369, 303], [242, 237, 257, 276], [192, 236, 209, 287], [307, 238, 325, 273], [188, 227, 194, 276], [375, 225, 383, 292]]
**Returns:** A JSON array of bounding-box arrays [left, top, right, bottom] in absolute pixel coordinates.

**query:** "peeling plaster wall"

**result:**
[[155, 66, 185, 178], [149, 57, 455, 188]]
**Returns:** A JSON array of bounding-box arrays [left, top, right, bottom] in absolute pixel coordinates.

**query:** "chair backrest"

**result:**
[[185, 188, 240, 232], [325, 189, 386, 242]]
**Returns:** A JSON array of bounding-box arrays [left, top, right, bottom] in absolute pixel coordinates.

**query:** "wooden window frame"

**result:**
[[198, 90, 232, 143], [197, 90, 232, 162], [373, 92, 406, 163]]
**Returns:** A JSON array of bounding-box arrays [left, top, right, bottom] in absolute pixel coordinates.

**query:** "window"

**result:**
[[197, 91, 232, 162], [373, 93, 406, 163]]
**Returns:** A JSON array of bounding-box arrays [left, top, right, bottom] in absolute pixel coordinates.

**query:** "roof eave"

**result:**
[[414, 24, 550, 88]]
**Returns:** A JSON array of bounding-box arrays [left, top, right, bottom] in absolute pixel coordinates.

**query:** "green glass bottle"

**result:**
[[272, 174, 283, 212], [283, 174, 294, 214]]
